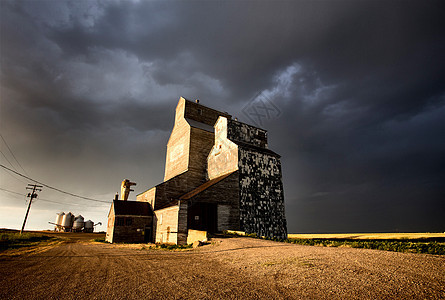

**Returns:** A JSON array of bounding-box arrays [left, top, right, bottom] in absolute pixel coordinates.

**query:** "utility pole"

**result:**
[[20, 184, 42, 234]]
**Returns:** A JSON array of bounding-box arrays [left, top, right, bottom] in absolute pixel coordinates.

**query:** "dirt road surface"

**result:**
[[1, 234, 444, 299]]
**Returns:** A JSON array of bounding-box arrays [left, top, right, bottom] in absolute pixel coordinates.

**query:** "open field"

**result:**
[[0, 231, 444, 299], [225, 230, 445, 240], [226, 231, 445, 255], [0, 229, 104, 256], [0, 230, 61, 256], [288, 232, 445, 240]]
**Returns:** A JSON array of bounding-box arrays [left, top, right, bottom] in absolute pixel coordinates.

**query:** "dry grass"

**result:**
[[0, 231, 63, 257], [225, 231, 445, 254]]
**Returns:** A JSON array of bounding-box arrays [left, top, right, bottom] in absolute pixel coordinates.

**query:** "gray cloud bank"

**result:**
[[1, 0, 444, 232]]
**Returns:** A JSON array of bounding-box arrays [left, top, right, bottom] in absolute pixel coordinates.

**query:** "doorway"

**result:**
[[187, 202, 217, 233], [144, 225, 153, 243]]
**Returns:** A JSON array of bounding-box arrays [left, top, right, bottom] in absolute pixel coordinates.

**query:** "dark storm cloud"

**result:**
[[1, 0, 444, 232]]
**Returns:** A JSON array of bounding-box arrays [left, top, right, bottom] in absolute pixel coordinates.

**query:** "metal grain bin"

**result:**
[[62, 212, 74, 231], [73, 215, 84, 232], [55, 212, 65, 225], [84, 220, 94, 233], [54, 212, 65, 231]]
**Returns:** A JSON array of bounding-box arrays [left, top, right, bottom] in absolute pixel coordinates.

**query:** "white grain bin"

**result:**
[[62, 212, 74, 231], [73, 215, 84, 232], [55, 212, 65, 225], [84, 220, 94, 233], [54, 212, 65, 232]]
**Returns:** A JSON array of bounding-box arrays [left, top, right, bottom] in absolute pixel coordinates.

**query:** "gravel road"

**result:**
[[0, 235, 443, 299]]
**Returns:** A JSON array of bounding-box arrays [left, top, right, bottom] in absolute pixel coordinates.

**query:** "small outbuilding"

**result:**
[[106, 200, 153, 243]]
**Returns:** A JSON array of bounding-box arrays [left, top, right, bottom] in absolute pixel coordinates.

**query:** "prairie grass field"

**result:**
[[0, 229, 59, 252], [286, 233, 445, 255], [226, 231, 445, 255], [0, 229, 103, 255], [288, 232, 445, 240], [2, 229, 445, 255]]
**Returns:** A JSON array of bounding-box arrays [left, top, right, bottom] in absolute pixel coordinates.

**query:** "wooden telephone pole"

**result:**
[[20, 184, 42, 234]]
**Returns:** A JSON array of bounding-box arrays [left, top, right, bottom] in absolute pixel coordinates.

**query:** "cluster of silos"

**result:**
[[54, 212, 95, 232]]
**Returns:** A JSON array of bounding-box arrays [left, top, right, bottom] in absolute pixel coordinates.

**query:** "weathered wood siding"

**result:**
[[164, 98, 230, 182], [142, 98, 232, 212], [137, 186, 156, 207], [155, 172, 202, 210], [238, 147, 287, 239], [227, 118, 268, 148], [215, 117, 287, 239], [217, 204, 238, 232], [112, 215, 153, 243], [207, 117, 239, 180], [186, 171, 240, 232], [106, 213, 153, 243], [164, 99, 190, 181], [177, 201, 188, 245], [105, 203, 115, 243], [189, 127, 215, 180], [153, 202, 189, 245], [184, 98, 231, 127]]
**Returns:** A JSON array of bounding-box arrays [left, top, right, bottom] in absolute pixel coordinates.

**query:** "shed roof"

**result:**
[[179, 171, 236, 200], [113, 200, 153, 216]]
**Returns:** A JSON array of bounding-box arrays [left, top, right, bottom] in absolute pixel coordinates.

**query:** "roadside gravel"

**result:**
[[0, 235, 443, 299]]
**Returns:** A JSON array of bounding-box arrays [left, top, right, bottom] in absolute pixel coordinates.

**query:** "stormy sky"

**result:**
[[1, 0, 444, 233]]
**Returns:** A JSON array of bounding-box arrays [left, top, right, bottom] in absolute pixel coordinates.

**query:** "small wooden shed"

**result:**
[[106, 200, 153, 243]]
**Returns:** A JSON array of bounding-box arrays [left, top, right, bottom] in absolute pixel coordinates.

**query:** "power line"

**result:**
[[0, 150, 18, 172], [0, 187, 26, 202], [0, 187, 108, 207], [0, 164, 111, 204], [0, 134, 29, 176], [34, 198, 107, 207], [0, 187, 25, 196], [0, 151, 28, 184], [0, 167, 28, 185], [34, 198, 79, 206]]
